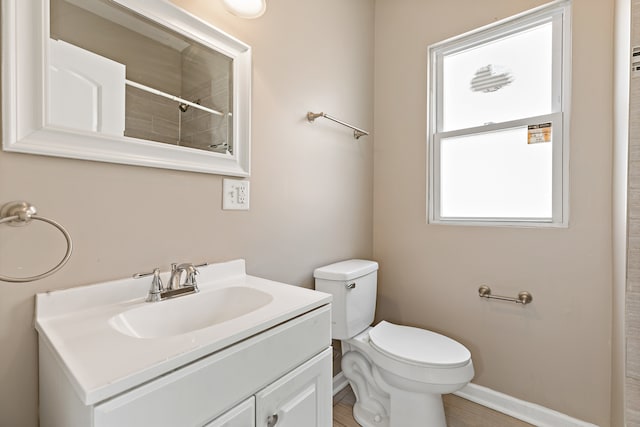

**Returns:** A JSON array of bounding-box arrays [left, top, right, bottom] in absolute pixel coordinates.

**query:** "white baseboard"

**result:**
[[333, 372, 349, 396], [333, 375, 597, 427], [454, 383, 599, 427]]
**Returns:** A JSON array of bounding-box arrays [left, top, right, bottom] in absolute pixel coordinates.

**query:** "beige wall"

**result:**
[[373, 1, 614, 426], [0, 1, 374, 426]]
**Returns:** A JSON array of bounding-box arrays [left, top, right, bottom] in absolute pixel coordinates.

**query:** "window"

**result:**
[[428, 1, 571, 226]]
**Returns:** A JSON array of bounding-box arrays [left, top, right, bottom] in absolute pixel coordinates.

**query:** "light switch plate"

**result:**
[[223, 179, 250, 210]]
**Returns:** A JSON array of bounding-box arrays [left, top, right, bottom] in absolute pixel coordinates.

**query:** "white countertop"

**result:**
[[35, 259, 331, 405]]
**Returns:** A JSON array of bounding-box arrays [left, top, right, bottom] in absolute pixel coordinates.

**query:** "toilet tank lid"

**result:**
[[313, 259, 378, 281]]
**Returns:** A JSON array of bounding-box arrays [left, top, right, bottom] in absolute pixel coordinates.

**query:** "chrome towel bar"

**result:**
[[0, 201, 73, 283], [478, 285, 533, 305], [307, 111, 370, 139]]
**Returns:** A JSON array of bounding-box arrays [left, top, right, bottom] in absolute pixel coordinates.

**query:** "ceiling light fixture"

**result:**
[[222, 0, 266, 19]]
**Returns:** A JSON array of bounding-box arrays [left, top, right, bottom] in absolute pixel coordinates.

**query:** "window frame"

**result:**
[[427, 0, 571, 227]]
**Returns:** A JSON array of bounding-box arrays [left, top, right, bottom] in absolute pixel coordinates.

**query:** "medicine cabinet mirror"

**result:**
[[2, 0, 251, 176]]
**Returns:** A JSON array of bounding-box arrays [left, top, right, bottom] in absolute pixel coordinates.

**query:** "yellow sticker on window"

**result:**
[[528, 123, 552, 144]]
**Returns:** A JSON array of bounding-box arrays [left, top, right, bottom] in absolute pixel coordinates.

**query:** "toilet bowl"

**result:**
[[314, 260, 474, 427]]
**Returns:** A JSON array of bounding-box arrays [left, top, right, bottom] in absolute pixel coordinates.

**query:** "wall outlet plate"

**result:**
[[223, 179, 250, 210]]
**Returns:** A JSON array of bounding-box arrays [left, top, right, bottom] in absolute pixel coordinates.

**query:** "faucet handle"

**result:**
[[151, 268, 164, 290], [133, 269, 158, 279], [186, 266, 199, 287], [145, 268, 164, 302], [178, 263, 200, 290]]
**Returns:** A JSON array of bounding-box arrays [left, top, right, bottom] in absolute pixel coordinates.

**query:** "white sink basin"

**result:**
[[109, 286, 273, 339]]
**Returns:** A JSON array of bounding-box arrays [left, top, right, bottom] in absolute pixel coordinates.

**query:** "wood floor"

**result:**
[[332, 386, 534, 427], [333, 385, 358, 427]]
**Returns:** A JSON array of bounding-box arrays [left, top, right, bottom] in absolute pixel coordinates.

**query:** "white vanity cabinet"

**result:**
[[36, 260, 333, 427], [40, 305, 332, 427]]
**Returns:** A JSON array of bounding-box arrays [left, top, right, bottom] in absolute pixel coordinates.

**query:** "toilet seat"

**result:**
[[369, 321, 471, 368]]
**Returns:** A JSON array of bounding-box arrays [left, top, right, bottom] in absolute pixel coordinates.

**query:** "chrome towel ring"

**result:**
[[0, 201, 73, 283]]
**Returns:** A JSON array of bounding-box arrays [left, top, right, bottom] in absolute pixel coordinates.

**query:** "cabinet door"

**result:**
[[255, 348, 332, 427], [204, 397, 255, 427]]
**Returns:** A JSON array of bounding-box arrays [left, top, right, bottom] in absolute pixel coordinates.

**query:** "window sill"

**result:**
[[427, 218, 568, 229]]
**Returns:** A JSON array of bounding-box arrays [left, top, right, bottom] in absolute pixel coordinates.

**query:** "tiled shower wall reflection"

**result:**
[[124, 45, 231, 152], [125, 86, 180, 144], [627, 1, 640, 423], [180, 45, 231, 153], [179, 81, 229, 153]]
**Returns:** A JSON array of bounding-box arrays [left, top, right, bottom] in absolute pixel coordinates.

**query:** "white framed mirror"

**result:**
[[2, 0, 251, 176]]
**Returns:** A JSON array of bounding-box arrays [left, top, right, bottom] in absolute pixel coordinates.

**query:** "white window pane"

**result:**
[[440, 127, 552, 219], [442, 22, 553, 131]]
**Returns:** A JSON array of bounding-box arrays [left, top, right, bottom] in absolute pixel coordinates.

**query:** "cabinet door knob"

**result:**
[[267, 413, 279, 427]]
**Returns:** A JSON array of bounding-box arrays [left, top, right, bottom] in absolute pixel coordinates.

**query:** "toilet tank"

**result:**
[[314, 260, 378, 340]]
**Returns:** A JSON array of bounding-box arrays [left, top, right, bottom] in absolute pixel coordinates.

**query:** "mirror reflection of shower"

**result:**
[[50, 0, 236, 156], [175, 95, 232, 155], [177, 100, 198, 148], [176, 42, 234, 155]]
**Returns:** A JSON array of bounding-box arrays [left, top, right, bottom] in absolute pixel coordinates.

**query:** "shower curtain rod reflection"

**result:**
[[125, 80, 225, 117], [307, 111, 370, 139]]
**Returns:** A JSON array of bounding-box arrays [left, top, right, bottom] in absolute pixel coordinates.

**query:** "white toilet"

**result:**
[[314, 259, 474, 427]]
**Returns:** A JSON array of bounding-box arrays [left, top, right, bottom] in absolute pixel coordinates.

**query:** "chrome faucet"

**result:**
[[168, 263, 182, 290], [134, 262, 202, 302], [168, 263, 200, 292]]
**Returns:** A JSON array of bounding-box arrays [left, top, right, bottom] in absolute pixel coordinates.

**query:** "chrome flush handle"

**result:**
[[345, 282, 356, 289]]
